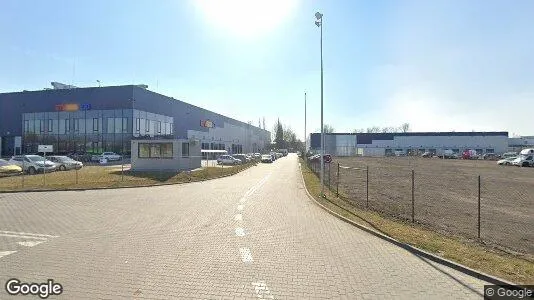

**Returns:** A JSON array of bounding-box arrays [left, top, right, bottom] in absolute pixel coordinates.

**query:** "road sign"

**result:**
[[38, 145, 53, 153]]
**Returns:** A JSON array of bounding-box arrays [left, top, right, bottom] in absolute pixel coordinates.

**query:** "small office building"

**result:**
[[0, 83, 271, 157], [130, 139, 201, 171]]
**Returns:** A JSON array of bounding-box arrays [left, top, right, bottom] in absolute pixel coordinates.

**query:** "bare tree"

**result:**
[[401, 123, 410, 133], [366, 126, 381, 133], [323, 124, 334, 133]]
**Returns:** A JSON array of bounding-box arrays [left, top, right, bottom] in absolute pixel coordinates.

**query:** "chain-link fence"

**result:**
[[0, 155, 258, 191], [307, 157, 534, 255]]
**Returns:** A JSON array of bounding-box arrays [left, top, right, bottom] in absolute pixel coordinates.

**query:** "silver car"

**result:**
[[8, 155, 57, 175], [48, 156, 84, 171]]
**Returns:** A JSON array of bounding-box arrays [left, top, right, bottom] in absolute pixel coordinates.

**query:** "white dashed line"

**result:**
[[252, 281, 274, 299], [0, 251, 17, 259], [239, 248, 253, 263], [235, 228, 245, 237], [234, 214, 243, 221], [17, 241, 45, 247], [0, 230, 59, 238], [237, 205, 244, 211], [0, 233, 48, 240]]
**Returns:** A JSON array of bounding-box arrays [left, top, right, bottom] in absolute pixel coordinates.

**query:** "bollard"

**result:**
[[328, 163, 331, 190], [75, 167, 78, 184], [21, 158, 25, 188], [411, 169, 415, 223], [478, 175, 481, 239], [121, 157, 124, 182], [366, 165, 369, 208]]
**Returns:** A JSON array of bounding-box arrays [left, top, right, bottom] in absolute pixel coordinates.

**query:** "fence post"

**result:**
[[328, 163, 331, 190], [21, 158, 25, 188], [121, 156, 124, 182], [336, 162, 340, 197], [75, 167, 78, 184], [411, 169, 415, 223], [478, 175, 481, 239], [366, 165, 369, 208]]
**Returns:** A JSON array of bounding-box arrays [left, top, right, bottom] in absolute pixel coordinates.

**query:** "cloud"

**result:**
[[365, 0, 534, 135]]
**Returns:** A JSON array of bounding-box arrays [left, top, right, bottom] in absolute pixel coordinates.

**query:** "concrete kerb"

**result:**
[[298, 163, 517, 287], [0, 163, 257, 194]]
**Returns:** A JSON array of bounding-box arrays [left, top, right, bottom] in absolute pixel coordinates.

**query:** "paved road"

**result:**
[[0, 153, 489, 299]]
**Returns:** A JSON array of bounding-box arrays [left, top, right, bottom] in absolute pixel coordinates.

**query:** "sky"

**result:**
[[1, 0, 533, 139]]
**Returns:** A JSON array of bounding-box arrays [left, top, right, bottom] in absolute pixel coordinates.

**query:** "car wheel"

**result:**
[[59, 165, 67, 171], [28, 167, 36, 175]]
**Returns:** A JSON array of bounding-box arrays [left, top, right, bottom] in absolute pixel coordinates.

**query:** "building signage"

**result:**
[[55, 103, 91, 111], [200, 119, 215, 128]]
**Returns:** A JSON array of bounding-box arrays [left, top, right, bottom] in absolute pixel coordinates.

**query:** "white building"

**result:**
[[309, 132, 509, 156]]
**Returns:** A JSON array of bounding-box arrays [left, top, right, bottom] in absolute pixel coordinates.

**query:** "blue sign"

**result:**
[[80, 103, 92, 110]]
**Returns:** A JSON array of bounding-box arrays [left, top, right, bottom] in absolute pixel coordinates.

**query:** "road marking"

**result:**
[[244, 173, 272, 198], [0, 233, 48, 240], [239, 248, 253, 263], [252, 281, 274, 299], [17, 241, 45, 247], [235, 227, 245, 237], [234, 214, 243, 221], [237, 205, 244, 211], [0, 251, 17, 259], [0, 230, 59, 238]]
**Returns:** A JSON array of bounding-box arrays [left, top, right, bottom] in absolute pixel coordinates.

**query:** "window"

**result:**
[[48, 119, 53, 132], [24, 120, 29, 132], [123, 117, 128, 133], [138, 143, 173, 158], [93, 118, 99, 131], [38, 120, 44, 133], [64, 119, 70, 133], [169, 123, 173, 134], [135, 118, 140, 132], [157, 121, 161, 133], [145, 119, 150, 132], [73, 118, 79, 132], [486, 149, 494, 153], [182, 142, 190, 157], [164, 123, 168, 134]]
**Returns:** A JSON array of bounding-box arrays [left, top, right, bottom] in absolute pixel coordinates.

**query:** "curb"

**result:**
[[298, 163, 517, 287], [0, 164, 256, 194]]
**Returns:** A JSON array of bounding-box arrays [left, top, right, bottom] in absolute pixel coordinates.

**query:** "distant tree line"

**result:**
[[271, 118, 305, 152], [352, 123, 410, 134]]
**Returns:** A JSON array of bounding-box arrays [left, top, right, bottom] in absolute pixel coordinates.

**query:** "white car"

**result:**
[[497, 157, 516, 166], [261, 154, 273, 163], [217, 155, 241, 165], [92, 152, 122, 161], [8, 155, 57, 175]]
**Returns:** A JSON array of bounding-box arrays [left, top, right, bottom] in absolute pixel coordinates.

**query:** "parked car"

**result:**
[[497, 157, 517, 166], [421, 151, 432, 158], [0, 159, 23, 176], [217, 155, 241, 165], [270, 152, 277, 161], [261, 154, 273, 163], [512, 148, 534, 167], [253, 153, 261, 159], [8, 155, 57, 174], [279, 149, 288, 156], [232, 154, 249, 164], [502, 152, 518, 159], [275, 152, 283, 159], [308, 154, 332, 163], [47, 156, 84, 171]]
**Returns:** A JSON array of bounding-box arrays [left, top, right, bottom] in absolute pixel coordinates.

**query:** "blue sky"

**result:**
[[1, 0, 533, 139]]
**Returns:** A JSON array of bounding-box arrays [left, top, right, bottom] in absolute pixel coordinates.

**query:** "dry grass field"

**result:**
[[317, 156, 533, 255]]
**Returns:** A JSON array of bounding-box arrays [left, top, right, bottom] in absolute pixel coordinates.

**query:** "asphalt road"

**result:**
[[0, 153, 489, 299]]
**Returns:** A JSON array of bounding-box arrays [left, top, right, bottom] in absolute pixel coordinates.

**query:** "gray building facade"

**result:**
[[0, 85, 270, 157]]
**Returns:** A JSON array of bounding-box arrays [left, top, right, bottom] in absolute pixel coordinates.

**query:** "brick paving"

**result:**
[[0, 154, 488, 299]]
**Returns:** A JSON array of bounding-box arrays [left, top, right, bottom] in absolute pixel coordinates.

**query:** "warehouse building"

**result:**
[[309, 132, 510, 156], [0, 83, 271, 157]]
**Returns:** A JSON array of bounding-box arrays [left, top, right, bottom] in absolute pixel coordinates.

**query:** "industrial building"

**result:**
[[0, 82, 271, 157], [309, 132, 511, 156]]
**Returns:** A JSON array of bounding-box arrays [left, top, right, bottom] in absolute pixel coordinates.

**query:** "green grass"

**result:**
[[299, 159, 534, 285], [0, 162, 256, 192]]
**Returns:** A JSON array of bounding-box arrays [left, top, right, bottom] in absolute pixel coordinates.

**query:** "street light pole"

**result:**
[[302, 92, 308, 158], [315, 12, 325, 197]]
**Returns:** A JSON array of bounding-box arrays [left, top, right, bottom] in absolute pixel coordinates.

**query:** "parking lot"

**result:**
[[323, 156, 534, 255]]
